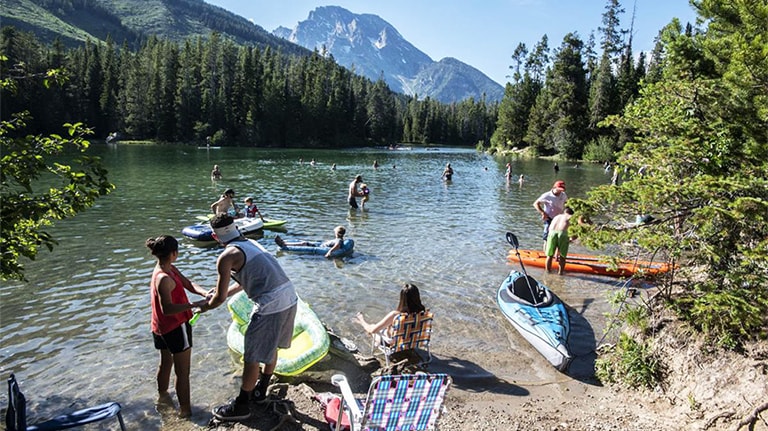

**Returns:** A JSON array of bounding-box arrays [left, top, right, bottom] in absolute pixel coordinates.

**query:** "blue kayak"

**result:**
[[496, 270, 571, 371], [278, 239, 354, 258]]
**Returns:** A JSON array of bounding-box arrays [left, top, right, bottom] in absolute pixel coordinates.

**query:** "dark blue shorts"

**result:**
[[542, 217, 553, 240]]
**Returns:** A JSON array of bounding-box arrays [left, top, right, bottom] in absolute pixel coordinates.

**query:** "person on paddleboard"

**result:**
[[243, 197, 264, 221], [211, 188, 242, 218]]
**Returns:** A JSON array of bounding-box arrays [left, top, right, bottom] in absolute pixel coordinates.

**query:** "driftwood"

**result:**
[[733, 402, 768, 431], [703, 410, 734, 429]]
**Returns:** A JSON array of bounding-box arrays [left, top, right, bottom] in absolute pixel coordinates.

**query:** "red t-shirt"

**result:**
[[150, 266, 193, 335]]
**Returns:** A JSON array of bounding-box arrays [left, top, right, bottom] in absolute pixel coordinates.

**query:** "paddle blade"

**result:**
[[506, 232, 519, 248]]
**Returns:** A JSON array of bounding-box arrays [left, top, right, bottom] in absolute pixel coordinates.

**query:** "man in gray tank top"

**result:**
[[199, 214, 297, 422]]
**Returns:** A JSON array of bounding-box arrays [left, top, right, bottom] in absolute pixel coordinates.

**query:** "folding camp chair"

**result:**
[[6, 373, 126, 431], [330, 373, 451, 431], [372, 311, 433, 367]]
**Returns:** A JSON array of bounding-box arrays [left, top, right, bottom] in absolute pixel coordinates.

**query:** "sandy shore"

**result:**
[[155, 322, 768, 431]]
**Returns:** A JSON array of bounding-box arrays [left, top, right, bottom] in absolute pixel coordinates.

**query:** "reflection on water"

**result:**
[[0, 144, 628, 427]]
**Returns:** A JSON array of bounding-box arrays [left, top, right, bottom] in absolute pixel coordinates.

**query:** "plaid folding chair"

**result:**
[[330, 373, 451, 431], [6, 373, 126, 431], [373, 311, 433, 367]]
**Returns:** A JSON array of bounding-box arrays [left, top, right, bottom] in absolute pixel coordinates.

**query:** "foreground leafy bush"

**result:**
[[596, 333, 665, 389]]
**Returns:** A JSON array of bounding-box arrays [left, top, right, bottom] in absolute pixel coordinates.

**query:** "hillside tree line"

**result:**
[[0, 27, 495, 148]]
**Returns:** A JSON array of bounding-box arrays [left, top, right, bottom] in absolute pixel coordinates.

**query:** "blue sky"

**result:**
[[205, 0, 699, 86]]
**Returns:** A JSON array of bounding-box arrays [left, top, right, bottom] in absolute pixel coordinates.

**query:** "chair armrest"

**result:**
[[330, 374, 362, 423]]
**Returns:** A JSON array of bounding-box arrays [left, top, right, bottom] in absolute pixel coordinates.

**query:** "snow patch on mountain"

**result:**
[[274, 6, 503, 102]]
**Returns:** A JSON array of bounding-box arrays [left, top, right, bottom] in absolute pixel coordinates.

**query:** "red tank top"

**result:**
[[150, 266, 193, 335]]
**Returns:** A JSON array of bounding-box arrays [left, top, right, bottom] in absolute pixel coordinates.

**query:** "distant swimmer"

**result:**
[[442, 163, 454, 181], [211, 164, 222, 180], [373, 160, 379, 169]]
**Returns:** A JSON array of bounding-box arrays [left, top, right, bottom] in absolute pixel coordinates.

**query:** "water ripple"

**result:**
[[2, 146, 621, 425]]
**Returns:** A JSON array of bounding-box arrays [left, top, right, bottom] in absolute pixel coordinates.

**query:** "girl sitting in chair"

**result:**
[[354, 283, 425, 340]]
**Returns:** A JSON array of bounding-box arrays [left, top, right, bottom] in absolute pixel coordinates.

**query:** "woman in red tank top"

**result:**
[[146, 235, 210, 418]]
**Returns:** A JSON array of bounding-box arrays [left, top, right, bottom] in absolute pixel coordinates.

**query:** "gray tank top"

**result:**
[[228, 239, 296, 314]]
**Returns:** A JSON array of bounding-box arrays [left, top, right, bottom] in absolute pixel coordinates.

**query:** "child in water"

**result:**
[[243, 197, 264, 221], [275, 226, 346, 258], [360, 183, 370, 209]]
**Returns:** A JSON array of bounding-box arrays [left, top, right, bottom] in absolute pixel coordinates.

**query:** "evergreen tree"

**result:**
[[573, 0, 768, 351], [1, 28, 52, 133], [527, 33, 589, 159], [597, 0, 626, 62], [175, 39, 203, 141], [99, 36, 121, 136], [156, 40, 180, 141], [492, 73, 541, 151]]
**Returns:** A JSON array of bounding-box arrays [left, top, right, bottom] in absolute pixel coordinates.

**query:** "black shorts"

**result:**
[[153, 322, 192, 354], [348, 196, 358, 209]]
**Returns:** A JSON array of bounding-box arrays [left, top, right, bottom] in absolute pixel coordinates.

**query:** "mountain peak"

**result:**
[[275, 6, 502, 102]]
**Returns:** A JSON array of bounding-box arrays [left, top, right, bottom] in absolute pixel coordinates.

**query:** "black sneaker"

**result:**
[[212, 400, 251, 421], [251, 387, 268, 403]]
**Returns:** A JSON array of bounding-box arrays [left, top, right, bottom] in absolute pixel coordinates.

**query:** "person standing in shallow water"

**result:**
[[442, 163, 454, 181], [545, 207, 574, 275], [146, 235, 210, 418], [211, 165, 222, 180], [533, 180, 568, 247], [348, 175, 364, 209], [202, 215, 298, 422]]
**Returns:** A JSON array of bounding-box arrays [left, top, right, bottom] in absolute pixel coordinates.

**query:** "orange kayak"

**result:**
[[507, 249, 674, 277]]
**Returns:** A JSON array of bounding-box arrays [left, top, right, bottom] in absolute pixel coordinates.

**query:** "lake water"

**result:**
[[0, 144, 629, 428]]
